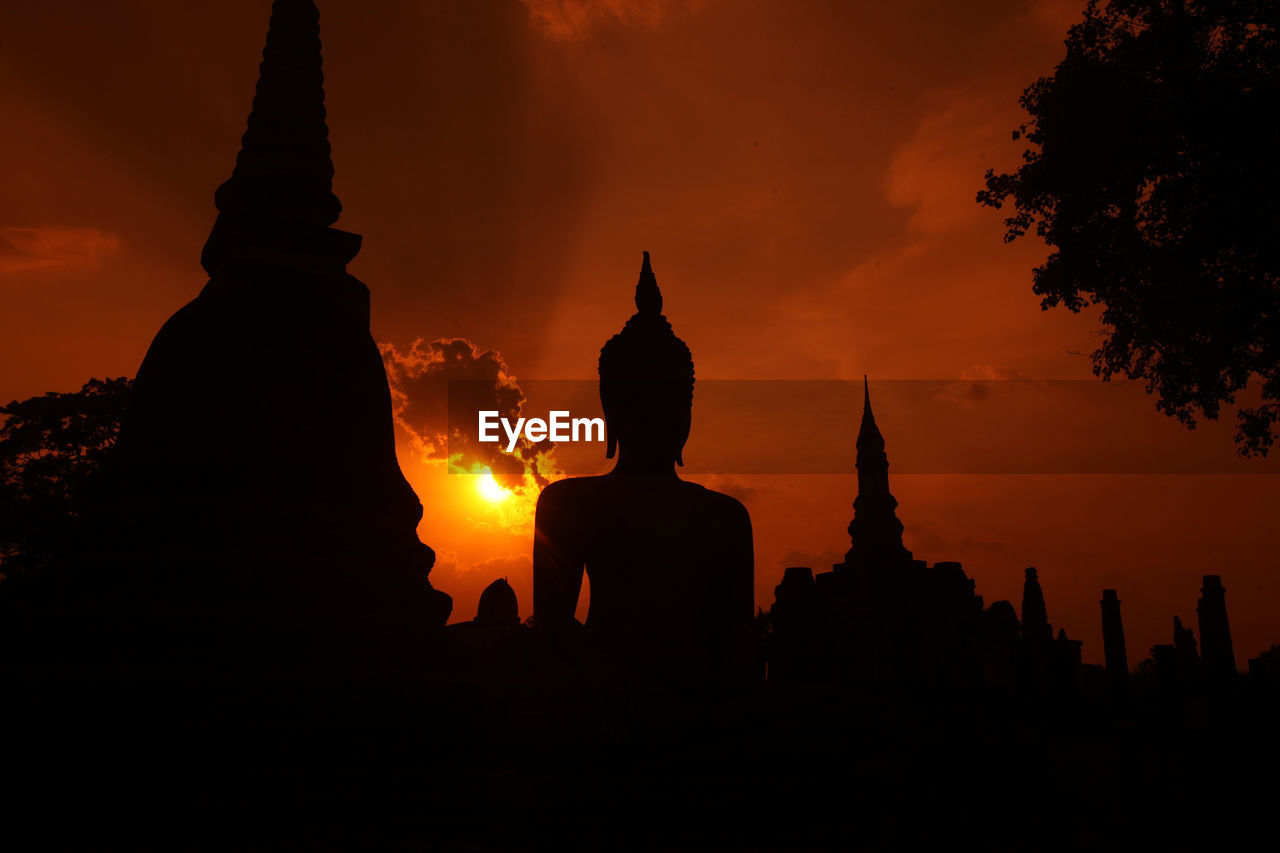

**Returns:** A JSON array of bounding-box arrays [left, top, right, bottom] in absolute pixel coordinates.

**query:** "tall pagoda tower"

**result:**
[[83, 0, 450, 669], [842, 378, 913, 571], [773, 377, 994, 688]]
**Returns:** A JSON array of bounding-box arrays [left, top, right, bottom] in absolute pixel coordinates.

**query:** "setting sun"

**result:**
[[476, 471, 510, 504]]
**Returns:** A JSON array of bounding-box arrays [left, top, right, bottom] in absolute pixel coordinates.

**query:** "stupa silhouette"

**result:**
[[767, 381, 1086, 693], [83, 0, 450, 671]]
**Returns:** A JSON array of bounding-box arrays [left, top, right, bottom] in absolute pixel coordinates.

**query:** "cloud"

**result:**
[[0, 226, 121, 274], [958, 364, 1028, 381], [697, 474, 767, 506], [778, 547, 843, 573], [1029, 0, 1085, 36], [904, 523, 953, 556], [431, 554, 536, 624], [941, 364, 1032, 404], [885, 96, 1012, 237], [519, 0, 686, 40], [903, 522, 1006, 562], [380, 337, 559, 491]]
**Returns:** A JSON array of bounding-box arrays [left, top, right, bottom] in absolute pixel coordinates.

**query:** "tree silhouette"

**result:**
[[979, 0, 1280, 454], [0, 378, 132, 581]]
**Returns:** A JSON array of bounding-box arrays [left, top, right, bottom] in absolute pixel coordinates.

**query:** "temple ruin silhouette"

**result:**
[[767, 380, 1084, 694], [78, 0, 450, 672], [762, 380, 1260, 708], [4, 2, 1280, 848]]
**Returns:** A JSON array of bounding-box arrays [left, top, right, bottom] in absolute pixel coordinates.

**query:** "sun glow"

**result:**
[[436, 454, 563, 533], [476, 470, 510, 503]]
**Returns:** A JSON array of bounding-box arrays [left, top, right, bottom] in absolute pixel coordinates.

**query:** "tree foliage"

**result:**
[[979, 0, 1280, 454], [0, 377, 133, 580]]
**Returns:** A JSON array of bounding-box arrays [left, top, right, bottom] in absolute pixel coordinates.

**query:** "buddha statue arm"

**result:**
[[532, 485, 584, 635], [707, 501, 758, 690]]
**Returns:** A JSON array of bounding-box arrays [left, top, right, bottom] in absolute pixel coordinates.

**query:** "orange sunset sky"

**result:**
[[2, 0, 1278, 665]]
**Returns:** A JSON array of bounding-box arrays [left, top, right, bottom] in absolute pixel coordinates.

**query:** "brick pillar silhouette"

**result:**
[[1020, 567, 1052, 643], [1197, 575, 1237, 683], [1100, 589, 1128, 695], [1173, 615, 1201, 693]]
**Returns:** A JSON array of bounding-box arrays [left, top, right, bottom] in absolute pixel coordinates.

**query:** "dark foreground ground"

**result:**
[[3, 660, 1277, 852]]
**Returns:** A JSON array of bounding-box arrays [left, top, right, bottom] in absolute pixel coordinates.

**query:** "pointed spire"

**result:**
[[843, 374, 911, 570], [219, 0, 338, 226], [201, 0, 359, 277], [635, 250, 663, 316], [857, 375, 885, 450]]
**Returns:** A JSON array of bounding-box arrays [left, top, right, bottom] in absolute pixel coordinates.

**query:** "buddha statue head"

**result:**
[[476, 577, 520, 627], [598, 252, 695, 469]]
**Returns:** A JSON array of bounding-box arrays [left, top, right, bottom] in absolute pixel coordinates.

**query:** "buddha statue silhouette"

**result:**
[[533, 252, 755, 692]]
